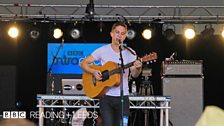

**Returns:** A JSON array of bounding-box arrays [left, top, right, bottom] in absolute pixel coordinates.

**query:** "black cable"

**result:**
[[169, 120, 173, 126], [116, 13, 128, 24]]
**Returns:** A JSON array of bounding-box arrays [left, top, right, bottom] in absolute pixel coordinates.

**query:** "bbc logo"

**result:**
[[3, 111, 26, 119]]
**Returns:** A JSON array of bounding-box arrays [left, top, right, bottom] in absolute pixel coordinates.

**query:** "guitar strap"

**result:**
[[123, 45, 142, 61], [124, 45, 140, 79], [123, 45, 137, 56]]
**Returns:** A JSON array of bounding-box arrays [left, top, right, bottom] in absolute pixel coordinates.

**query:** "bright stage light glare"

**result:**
[[53, 28, 63, 39], [184, 28, 196, 39], [221, 30, 224, 38], [142, 29, 152, 40], [8, 26, 19, 38]]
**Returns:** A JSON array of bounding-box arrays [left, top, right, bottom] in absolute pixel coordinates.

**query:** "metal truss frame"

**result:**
[[37, 95, 171, 109], [1, 4, 224, 23], [36, 94, 171, 126]]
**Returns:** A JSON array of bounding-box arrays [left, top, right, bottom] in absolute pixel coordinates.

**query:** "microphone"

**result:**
[[116, 38, 123, 47], [62, 38, 64, 48], [116, 38, 122, 43]]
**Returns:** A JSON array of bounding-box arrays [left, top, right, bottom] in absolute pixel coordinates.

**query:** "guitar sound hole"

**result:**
[[101, 70, 109, 81], [92, 75, 97, 86]]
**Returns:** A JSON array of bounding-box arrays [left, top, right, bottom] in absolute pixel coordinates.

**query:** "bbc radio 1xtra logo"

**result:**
[[3, 111, 26, 119]]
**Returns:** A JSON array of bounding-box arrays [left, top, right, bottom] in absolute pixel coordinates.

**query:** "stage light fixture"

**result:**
[[29, 22, 40, 40], [184, 28, 195, 39], [70, 28, 80, 39], [85, 0, 95, 20], [126, 29, 136, 40], [164, 29, 176, 41], [8, 26, 19, 38], [30, 28, 40, 40], [183, 24, 196, 39], [221, 29, 224, 38], [201, 24, 214, 39], [163, 24, 176, 41], [142, 29, 152, 40], [53, 28, 63, 39]]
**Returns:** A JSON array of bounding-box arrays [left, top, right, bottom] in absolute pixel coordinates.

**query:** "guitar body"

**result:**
[[82, 61, 121, 98], [82, 52, 157, 98]]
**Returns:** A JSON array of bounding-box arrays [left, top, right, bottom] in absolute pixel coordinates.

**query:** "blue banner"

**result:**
[[47, 43, 106, 74]]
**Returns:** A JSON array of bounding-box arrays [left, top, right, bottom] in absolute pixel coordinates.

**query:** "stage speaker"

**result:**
[[0, 66, 16, 113], [162, 77, 203, 126], [61, 79, 85, 95]]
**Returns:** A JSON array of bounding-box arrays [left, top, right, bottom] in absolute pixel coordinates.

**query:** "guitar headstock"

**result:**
[[141, 52, 157, 63]]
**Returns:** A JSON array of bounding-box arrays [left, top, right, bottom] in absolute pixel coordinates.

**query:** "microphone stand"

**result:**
[[47, 39, 64, 94], [119, 44, 125, 126], [47, 39, 64, 125]]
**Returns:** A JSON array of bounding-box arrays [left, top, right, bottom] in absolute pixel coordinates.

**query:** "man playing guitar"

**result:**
[[80, 22, 143, 126]]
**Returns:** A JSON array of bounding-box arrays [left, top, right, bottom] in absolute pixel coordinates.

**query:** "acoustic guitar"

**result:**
[[82, 52, 157, 98]]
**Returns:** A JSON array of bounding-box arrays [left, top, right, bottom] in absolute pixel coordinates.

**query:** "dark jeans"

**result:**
[[99, 95, 129, 126]]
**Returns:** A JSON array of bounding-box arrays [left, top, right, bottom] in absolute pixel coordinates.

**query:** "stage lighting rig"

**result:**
[[30, 22, 40, 40], [126, 29, 136, 40], [8, 26, 19, 39], [70, 28, 80, 39], [30, 28, 40, 40], [183, 24, 196, 40], [142, 28, 152, 40], [163, 24, 176, 41], [85, 0, 95, 21], [201, 24, 214, 39]]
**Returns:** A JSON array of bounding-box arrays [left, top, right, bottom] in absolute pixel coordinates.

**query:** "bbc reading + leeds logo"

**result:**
[[3, 111, 26, 119]]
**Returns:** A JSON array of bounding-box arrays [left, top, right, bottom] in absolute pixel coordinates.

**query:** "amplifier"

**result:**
[[61, 79, 85, 95], [162, 60, 203, 75], [162, 77, 203, 126]]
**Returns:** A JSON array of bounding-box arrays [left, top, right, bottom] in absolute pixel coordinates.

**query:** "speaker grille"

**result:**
[[162, 77, 203, 126]]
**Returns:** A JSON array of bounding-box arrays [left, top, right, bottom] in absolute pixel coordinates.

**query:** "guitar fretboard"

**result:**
[[108, 61, 135, 76], [108, 53, 156, 76]]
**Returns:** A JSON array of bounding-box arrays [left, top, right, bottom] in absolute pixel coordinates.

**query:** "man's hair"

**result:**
[[111, 22, 127, 32]]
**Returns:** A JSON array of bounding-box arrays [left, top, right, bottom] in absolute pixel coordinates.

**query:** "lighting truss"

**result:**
[[1, 4, 224, 23]]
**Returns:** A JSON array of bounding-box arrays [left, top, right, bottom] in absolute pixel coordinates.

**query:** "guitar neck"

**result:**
[[108, 52, 156, 76], [109, 61, 135, 76]]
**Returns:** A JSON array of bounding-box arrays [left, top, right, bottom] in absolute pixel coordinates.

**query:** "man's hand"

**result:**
[[133, 60, 142, 70], [92, 70, 102, 80], [131, 60, 143, 78]]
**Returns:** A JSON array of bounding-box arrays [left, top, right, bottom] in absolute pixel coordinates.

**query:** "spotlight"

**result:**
[[184, 28, 195, 39], [85, 0, 95, 20], [142, 29, 152, 40], [8, 26, 19, 38], [201, 24, 214, 39], [126, 29, 136, 40], [53, 28, 63, 39], [221, 30, 224, 38], [70, 28, 80, 39], [163, 24, 176, 41], [30, 28, 40, 39], [183, 24, 196, 39], [164, 29, 176, 41]]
